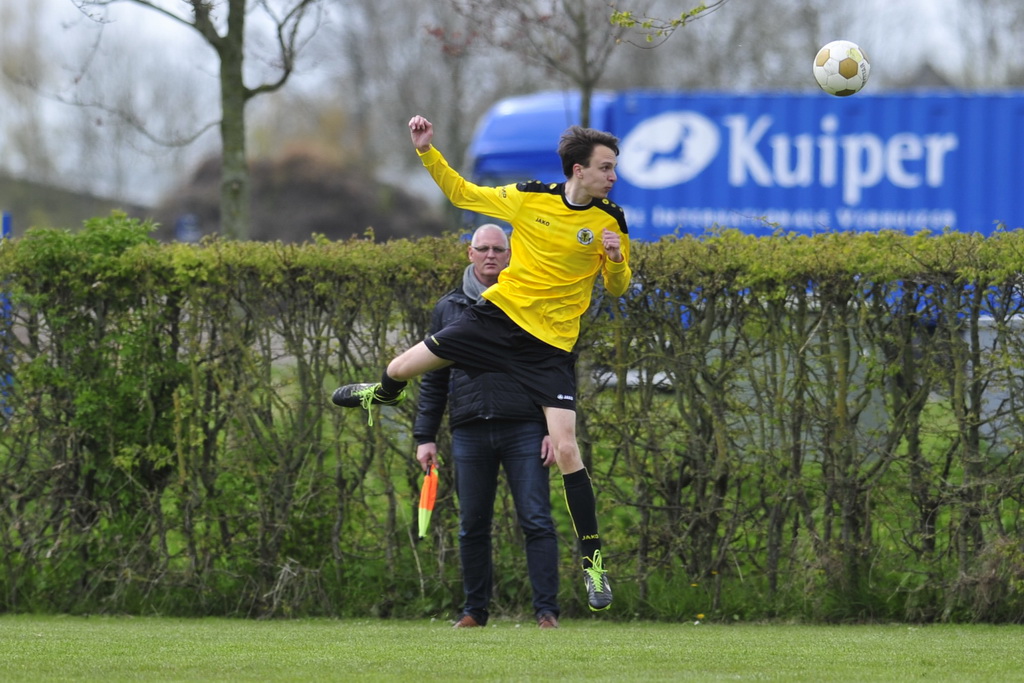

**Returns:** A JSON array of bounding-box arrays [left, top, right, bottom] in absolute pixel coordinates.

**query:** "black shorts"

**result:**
[[425, 300, 578, 411]]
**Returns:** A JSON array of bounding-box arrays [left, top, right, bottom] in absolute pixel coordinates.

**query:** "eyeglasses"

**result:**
[[471, 245, 508, 254]]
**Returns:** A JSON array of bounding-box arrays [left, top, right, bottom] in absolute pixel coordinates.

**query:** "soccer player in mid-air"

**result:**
[[333, 114, 631, 612]]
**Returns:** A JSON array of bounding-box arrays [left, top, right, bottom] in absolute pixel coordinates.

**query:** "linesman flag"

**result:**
[[417, 465, 438, 539]]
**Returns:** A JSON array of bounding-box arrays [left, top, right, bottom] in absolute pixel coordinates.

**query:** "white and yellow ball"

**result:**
[[813, 40, 870, 97]]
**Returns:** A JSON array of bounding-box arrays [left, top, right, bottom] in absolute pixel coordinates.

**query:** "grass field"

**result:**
[[1, 615, 1023, 681]]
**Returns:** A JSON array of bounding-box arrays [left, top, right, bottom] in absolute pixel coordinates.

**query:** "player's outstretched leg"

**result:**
[[333, 342, 450, 424], [332, 375, 407, 426], [331, 382, 406, 408]]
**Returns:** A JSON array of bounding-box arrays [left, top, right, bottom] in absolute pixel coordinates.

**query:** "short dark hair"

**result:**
[[557, 125, 620, 178]]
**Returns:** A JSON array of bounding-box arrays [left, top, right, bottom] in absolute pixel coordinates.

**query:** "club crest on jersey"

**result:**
[[577, 228, 594, 245]]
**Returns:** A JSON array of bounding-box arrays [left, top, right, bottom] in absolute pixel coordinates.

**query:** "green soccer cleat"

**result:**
[[331, 383, 406, 426], [583, 549, 612, 612]]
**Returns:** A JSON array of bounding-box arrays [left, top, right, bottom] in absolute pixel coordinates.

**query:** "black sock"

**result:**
[[378, 371, 407, 399], [562, 468, 601, 566]]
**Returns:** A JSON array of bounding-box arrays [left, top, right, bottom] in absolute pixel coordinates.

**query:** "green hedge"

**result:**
[[1, 213, 1023, 622]]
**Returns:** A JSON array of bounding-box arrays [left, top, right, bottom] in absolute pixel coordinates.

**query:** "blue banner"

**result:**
[[608, 93, 1023, 241], [468, 91, 1024, 241]]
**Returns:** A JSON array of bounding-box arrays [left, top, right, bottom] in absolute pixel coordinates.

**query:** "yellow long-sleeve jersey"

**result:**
[[419, 146, 632, 352]]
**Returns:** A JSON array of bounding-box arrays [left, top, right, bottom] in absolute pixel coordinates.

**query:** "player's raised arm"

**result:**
[[409, 115, 434, 153]]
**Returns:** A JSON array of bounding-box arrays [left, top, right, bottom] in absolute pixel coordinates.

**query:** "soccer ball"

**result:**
[[813, 40, 870, 96]]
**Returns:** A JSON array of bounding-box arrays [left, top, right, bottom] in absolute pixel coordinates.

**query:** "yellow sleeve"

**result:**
[[419, 146, 522, 221], [602, 236, 632, 297]]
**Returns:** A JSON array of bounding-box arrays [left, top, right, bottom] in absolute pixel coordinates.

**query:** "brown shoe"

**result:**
[[537, 612, 559, 629], [452, 614, 482, 629]]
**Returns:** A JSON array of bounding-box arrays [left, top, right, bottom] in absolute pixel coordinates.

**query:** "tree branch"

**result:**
[[246, 0, 321, 99], [611, 0, 733, 48]]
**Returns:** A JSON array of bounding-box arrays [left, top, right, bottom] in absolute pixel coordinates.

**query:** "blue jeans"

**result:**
[[452, 419, 559, 622]]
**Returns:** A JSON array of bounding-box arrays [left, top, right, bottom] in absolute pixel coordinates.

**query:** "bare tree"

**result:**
[[941, 0, 1024, 87], [449, 0, 625, 128], [603, 0, 865, 93], [304, 0, 546, 218], [447, 1, 734, 128], [0, 2, 58, 187], [73, 0, 324, 239]]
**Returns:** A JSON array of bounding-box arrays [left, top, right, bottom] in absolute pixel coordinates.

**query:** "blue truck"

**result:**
[[465, 90, 1024, 241]]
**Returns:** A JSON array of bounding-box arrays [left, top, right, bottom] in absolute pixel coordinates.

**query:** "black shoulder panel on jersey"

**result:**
[[594, 199, 629, 235], [516, 180, 562, 195]]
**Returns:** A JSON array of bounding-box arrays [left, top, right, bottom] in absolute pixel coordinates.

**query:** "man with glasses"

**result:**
[[333, 115, 631, 613], [415, 223, 560, 629]]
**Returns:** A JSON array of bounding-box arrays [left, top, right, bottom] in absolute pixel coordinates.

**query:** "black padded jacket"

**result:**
[[412, 286, 545, 445]]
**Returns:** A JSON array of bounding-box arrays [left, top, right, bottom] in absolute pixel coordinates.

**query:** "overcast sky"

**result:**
[[6, 0, 988, 207]]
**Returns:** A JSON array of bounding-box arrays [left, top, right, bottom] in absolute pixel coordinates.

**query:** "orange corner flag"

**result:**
[[417, 465, 438, 539]]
